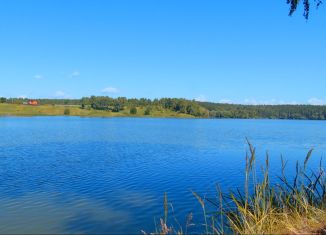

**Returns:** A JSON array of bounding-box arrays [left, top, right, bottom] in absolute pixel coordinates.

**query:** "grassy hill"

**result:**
[[2, 96, 326, 120], [0, 103, 194, 118]]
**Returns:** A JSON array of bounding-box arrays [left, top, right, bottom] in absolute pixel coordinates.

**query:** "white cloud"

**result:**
[[54, 90, 67, 98], [242, 98, 299, 105], [194, 95, 208, 102], [308, 97, 325, 106], [102, 87, 119, 94], [243, 98, 259, 105], [18, 95, 27, 99], [34, 75, 44, 80], [70, 71, 80, 78], [216, 98, 298, 105], [219, 98, 233, 104], [286, 101, 299, 105]]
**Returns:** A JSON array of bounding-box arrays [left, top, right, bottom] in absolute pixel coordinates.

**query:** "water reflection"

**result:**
[[0, 192, 132, 234]]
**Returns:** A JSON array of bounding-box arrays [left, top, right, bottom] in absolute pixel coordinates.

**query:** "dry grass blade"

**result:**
[[304, 149, 314, 170], [164, 192, 168, 223], [192, 190, 204, 208]]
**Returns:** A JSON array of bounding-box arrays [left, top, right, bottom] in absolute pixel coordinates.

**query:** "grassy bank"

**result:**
[[151, 142, 326, 235], [0, 104, 194, 118], [3, 96, 326, 120]]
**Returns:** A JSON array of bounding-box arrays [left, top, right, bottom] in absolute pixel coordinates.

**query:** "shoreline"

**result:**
[[1, 103, 326, 121], [1, 114, 326, 122]]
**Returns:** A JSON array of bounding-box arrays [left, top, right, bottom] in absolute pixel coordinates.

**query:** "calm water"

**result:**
[[0, 117, 325, 234]]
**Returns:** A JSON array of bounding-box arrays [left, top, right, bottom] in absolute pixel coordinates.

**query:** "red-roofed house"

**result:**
[[28, 100, 39, 105]]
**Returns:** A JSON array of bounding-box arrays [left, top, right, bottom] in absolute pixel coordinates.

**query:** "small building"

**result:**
[[28, 100, 39, 105]]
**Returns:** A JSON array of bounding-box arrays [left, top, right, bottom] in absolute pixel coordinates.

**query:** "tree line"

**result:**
[[0, 97, 81, 105], [200, 102, 326, 120], [1, 96, 326, 120], [0, 96, 208, 117], [80, 96, 209, 117]]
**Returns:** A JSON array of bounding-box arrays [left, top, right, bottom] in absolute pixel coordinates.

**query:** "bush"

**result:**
[[112, 102, 123, 112], [130, 106, 137, 115], [0, 97, 6, 103], [144, 107, 151, 115], [64, 108, 70, 115]]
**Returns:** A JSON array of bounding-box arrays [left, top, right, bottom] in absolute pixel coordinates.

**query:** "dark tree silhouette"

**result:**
[[287, 0, 322, 19]]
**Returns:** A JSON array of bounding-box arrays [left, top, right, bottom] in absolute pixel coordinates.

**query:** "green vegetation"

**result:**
[[0, 97, 207, 118], [64, 108, 70, 115], [0, 103, 193, 118], [1, 96, 326, 120], [200, 102, 326, 120], [152, 143, 326, 234], [144, 107, 151, 115], [80, 96, 208, 117], [130, 106, 137, 115]]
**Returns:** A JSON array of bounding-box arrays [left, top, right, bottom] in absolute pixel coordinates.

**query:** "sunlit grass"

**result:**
[[149, 141, 326, 234], [0, 103, 194, 118]]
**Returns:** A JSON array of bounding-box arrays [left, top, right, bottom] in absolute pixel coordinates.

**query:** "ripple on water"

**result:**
[[0, 117, 325, 233]]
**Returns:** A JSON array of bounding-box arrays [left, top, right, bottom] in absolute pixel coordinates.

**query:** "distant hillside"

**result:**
[[0, 97, 206, 118], [1, 97, 326, 120], [198, 101, 326, 120]]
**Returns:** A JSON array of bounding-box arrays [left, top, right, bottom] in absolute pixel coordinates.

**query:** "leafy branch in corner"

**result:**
[[287, 0, 322, 19]]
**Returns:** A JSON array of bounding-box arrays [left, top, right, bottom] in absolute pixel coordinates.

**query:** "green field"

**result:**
[[0, 103, 194, 118]]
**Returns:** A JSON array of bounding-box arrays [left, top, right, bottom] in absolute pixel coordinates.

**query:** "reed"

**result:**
[[149, 141, 326, 234]]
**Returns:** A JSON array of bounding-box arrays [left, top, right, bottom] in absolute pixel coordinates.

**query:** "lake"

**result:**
[[0, 117, 325, 233]]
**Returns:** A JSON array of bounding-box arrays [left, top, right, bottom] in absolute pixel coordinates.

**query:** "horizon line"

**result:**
[[1, 96, 326, 106]]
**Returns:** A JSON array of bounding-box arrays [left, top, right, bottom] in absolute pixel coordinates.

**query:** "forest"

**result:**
[[200, 102, 326, 120]]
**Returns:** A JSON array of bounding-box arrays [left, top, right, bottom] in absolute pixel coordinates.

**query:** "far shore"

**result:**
[[0, 103, 194, 118], [2, 103, 326, 121]]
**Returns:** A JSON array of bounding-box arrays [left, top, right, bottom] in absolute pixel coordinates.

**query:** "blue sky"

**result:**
[[0, 0, 325, 104]]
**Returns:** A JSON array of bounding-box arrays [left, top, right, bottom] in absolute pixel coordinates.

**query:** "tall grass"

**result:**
[[148, 142, 326, 234]]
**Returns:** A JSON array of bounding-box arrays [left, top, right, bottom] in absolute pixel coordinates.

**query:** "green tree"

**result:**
[[64, 108, 70, 115], [0, 97, 6, 103], [130, 106, 137, 115], [144, 107, 151, 115], [112, 101, 124, 112]]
